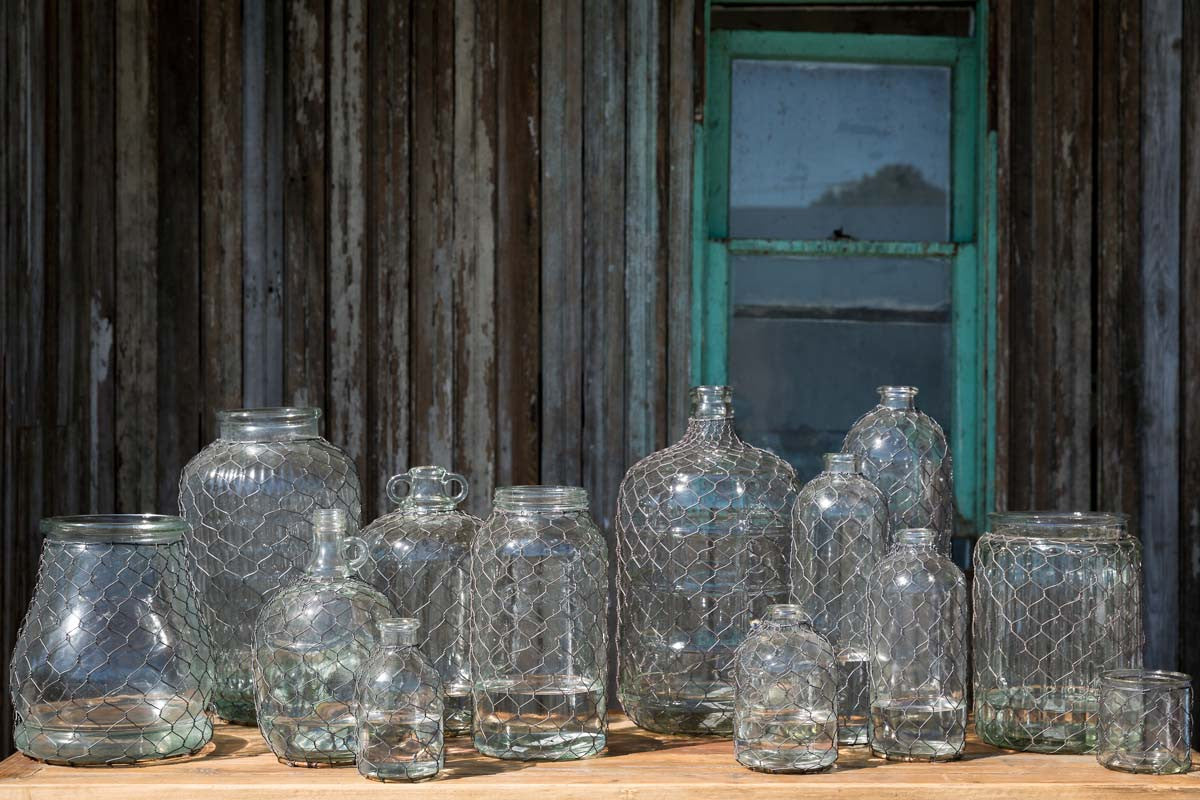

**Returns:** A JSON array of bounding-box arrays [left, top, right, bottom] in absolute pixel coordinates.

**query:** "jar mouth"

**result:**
[[1101, 669, 1191, 691], [494, 485, 588, 512], [41, 514, 188, 544], [988, 511, 1128, 539], [380, 617, 421, 633], [877, 385, 918, 397], [217, 407, 321, 440]]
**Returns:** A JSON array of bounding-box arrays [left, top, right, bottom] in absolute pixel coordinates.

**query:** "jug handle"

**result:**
[[443, 472, 468, 504], [344, 535, 369, 573], [386, 474, 411, 505]]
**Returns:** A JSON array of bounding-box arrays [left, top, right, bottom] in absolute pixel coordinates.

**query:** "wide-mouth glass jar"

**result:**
[[1097, 669, 1192, 775]]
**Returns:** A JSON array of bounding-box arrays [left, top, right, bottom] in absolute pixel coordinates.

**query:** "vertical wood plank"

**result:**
[[1140, 0, 1182, 670], [990, 0, 1011, 512], [539, 0, 583, 488], [666, 0, 694, 443]]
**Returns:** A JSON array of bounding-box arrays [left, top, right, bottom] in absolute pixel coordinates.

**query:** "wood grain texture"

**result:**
[[666, 0, 694, 443]]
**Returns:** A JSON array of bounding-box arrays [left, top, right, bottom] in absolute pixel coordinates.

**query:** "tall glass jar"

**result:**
[[253, 509, 393, 766], [973, 512, 1143, 753], [867, 528, 967, 761], [842, 386, 953, 553], [179, 407, 361, 724], [616, 386, 797, 735], [360, 466, 477, 736], [10, 515, 213, 765], [733, 605, 838, 773], [791, 452, 888, 745], [471, 486, 608, 761]]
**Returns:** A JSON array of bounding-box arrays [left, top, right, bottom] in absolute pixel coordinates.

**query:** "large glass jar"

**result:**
[[10, 515, 213, 765], [867, 528, 967, 761], [179, 407, 360, 724], [791, 452, 888, 745], [253, 509, 393, 766], [973, 512, 1143, 753], [842, 386, 953, 553], [470, 486, 608, 761], [616, 385, 797, 735], [360, 466, 477, 736]]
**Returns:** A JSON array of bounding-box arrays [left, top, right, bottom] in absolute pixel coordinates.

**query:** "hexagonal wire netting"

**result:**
[[1096, 670, 1192, 775]]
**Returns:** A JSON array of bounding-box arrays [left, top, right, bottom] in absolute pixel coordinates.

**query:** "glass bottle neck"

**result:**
[[218, 408, 320, 441], [306, 523, 350, 578], [494, 486, 589, 513], [758, 603, 814, 630], [379, 620, 419, 648], [893, 528, 938, 552], [404, 470, 456, 512], [823, 453, 860, 474], [878, 386, 917, 411]]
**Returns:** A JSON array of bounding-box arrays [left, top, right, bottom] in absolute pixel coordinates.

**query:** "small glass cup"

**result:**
[[1097, 669, 1192, 774]]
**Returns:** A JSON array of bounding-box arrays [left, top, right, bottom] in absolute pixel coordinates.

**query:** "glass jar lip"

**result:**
[[895, 527, 939, 546], [1101, 669, 1191, 690], [877, 385, 918, 396], [987, 511, 1129, 539], [494, 485, 589, 512], [217, 407, 321, 438], [380, 617, 420, 632], [758, 604, 814, 626], [41, 514, 189, 544]]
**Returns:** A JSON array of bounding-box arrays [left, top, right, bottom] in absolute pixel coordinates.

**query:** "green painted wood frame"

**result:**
[[691, 3, 996, 537]]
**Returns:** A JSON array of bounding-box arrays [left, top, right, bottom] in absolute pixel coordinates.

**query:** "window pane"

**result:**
[[733, 255, 950, 311], [730, 59, 951, 242]]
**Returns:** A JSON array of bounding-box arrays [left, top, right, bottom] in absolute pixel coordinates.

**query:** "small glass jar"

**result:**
[[253, 508, 393, 766], [1097, 670, 1192, 775], [733, 604, 839, 773], [355, 618, 444, 782], [471, 486, 608, 761], [10, 515, 213, 765]]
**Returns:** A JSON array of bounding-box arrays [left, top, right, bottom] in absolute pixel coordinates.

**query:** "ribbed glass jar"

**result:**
[[842, 386, 953, 554], [616, 386, 797, 735], [973, 512, 1143, 753], [360, 466, 478, 736], [470, 486, 608, 761], [733, 605, 838, 773], [10, 515, 213, 765], [867, 528, 967, 761], [791, 452, 888, 746], [1097, 669, 1192, 775], [179, 407, 361, 724]]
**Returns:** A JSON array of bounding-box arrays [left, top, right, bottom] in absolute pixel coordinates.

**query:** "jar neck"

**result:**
[[379, 619, 420, 648], [758, 603, 814, 630], [218, 408, 320, 441], [306, 509, 351, 578], [878, 386, 918, 411], [682, 386, 739, 445], [893, 527, 939, 552], [402, 467, 457, 512], [823, 452, 861, 474], [494, 486, 589, 514]]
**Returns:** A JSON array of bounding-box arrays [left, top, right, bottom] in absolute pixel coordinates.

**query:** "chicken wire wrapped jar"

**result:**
[[867, 528, 967, 761], [179, 407, 360, 724], [616, 385, 797, 735], [842, 386, 953, 553], [973, 512, 1143, 753], [360, 466, 477, 736], [733, 604, 838, 773], [355, 618, 444, 782], [1096, 669, 1192, 775], [471, 486, 608, 761], [10, 515, 213, 765], [253, 509, 393, 766], [791, 452, 887, 745]]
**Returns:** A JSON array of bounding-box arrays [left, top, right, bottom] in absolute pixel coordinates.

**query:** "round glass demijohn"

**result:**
[[842, 386, 953, 553], [470, 486, 608, 761], [359, 466, 478, 736], [790, 452, 888, 746], [616, 386, 798, 735], [973, 512, 1143, 753], [9, 515, 214, 765], [178, 407, 361, 724], [253, 508, 393, 767]]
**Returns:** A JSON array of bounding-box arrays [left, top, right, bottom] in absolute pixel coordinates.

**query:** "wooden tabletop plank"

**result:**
[[1, 713, 1198, 799]]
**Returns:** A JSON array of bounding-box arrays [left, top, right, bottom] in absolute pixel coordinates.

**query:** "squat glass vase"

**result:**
[[10, 515, 213, 765], [616, 385, 797, 735], [179, 407, 361, 724]]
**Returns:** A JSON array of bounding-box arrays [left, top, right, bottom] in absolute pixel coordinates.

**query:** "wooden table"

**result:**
[[2, 713, 1198, 799]]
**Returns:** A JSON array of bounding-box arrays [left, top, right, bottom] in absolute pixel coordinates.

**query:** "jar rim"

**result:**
[[1101, 669, 1191, 690], [494, 485, 588, 512], [217, 407, 321, 439], [987, 511, 1128, 539], [41, 514, 189, 544]]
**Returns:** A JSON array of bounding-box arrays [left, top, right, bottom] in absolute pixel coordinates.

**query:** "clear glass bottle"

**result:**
[[359, 466, 477, 736], [867, 528, 967, 761], [253, 508, 393, 766], [974, 512, 1143, 753], [471, 486, 608, 761], [179, 407, 361, 724], [355, 618, 444, 782], [616, 385, 797, 735], [733, 604, 839, 773], [791, 452, 887, 746], [1097, 669, 1192, 775], [842, 386, 953, 554], [10, 515, 214, 765]]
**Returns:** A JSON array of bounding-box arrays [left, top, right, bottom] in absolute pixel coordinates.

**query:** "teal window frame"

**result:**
[[692, 3, 996, 538]]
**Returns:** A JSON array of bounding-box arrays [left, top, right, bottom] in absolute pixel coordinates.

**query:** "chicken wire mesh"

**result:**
[[10, 515, 214, 765], [1096, 670, 1192, 775], [470, 486, 608, 761], [179, 407, 361, 724], [616, 386, 797, 736]]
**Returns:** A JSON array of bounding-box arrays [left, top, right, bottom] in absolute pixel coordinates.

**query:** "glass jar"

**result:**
[[355, 618, 444, 782], [733, 604, 838, 773], [10, 515, 213, 765], [973, 512, 1143, 753], [842, 386, 953, 553], [616, 386, 797, 735], [253, 509, 393, 766], [867, 528, 967, 761], [360, 466, 477, 736], [1097, 669, 1192, 775], [791, 452, 888, 745], [179, 407, 361, 724], [471, 486, 608, 761]]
